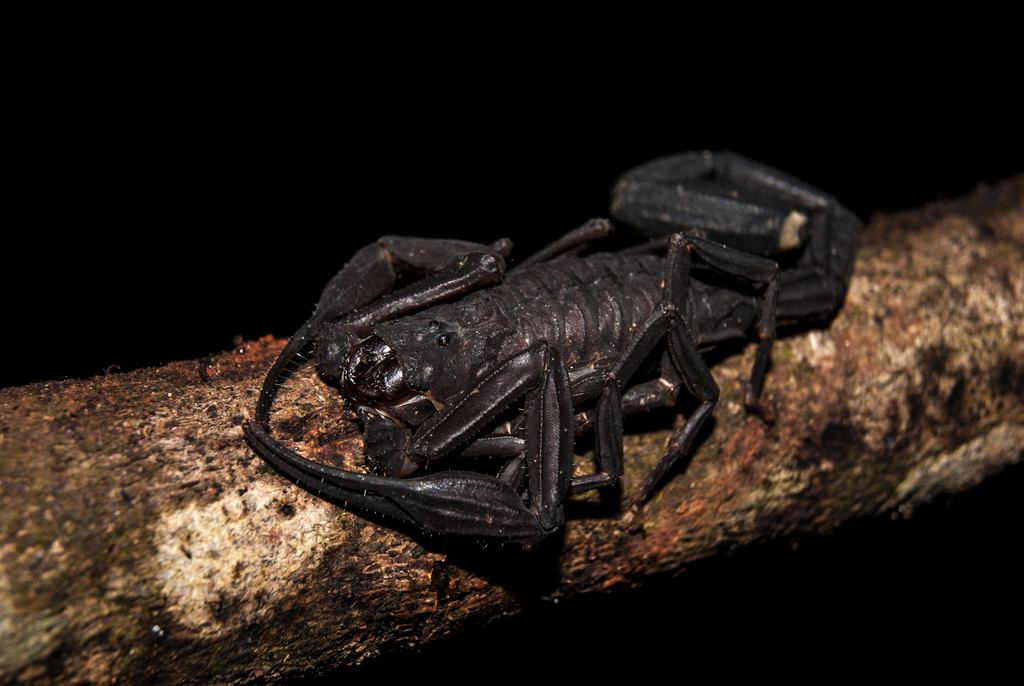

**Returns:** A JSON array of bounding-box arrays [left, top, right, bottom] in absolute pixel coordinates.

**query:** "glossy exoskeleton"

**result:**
[[244, 151, 862, 542]]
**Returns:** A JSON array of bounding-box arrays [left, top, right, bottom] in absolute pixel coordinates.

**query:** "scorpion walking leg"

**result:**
[[746, 270, 779, 418], [629, 234, 779, 503], [629, 234, 720, 503], [509, 218, 614, 273], [570, 232, 781, 502], [683, 234, 780, 417], [406, 341, 575, 532], [558, 234, 722, 503], [567, 382, 624, 495]]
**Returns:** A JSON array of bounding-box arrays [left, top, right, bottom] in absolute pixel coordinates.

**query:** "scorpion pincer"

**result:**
[[244, 151, 862, 542]]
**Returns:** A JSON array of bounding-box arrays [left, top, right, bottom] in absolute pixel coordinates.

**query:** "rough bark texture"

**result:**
[[2, 177, 1022, 684]]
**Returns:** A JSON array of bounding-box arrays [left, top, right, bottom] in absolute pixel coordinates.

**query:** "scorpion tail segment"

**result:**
[[611, 152, 808, 257], [712, 151, 835, 211], [611, 151, 862, 327], [611, 150, 847, 260], [243, 420, 548, 542], [776, 202, 863, 324]]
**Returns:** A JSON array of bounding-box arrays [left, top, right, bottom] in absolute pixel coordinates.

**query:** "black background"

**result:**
[[5, 9, 1021, 680]]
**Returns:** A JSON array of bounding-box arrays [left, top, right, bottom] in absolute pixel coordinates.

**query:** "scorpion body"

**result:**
[[244, 151, 862, 542], [440, 250, 767, 368], [349, 251, 693, 398]]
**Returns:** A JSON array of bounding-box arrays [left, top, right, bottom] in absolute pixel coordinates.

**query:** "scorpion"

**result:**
[[244, 151, 862, 543]]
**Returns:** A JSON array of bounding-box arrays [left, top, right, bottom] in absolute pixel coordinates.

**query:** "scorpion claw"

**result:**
[[244, 420, 550, 542]]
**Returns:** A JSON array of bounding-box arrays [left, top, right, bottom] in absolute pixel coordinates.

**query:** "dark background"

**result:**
[[5, 9, 1020, 680], [7, 12, 1020, 391]]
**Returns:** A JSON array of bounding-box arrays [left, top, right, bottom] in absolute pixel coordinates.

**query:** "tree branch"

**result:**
[[2, 176, 1022, 684]]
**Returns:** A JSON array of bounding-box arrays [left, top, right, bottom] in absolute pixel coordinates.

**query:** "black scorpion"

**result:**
[[244, 151, 862, 542]]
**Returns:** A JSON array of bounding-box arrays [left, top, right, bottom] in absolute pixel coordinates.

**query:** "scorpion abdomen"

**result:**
[[469, 252, 667, 372]]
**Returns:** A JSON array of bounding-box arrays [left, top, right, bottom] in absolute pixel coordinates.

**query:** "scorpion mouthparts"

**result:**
[[344, 334, 410, 401], [313, 321, 356, 383], [358, 406, 417, 477]]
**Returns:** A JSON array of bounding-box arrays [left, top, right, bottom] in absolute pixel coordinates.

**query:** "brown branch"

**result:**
[[2, 176, 1022, 684]]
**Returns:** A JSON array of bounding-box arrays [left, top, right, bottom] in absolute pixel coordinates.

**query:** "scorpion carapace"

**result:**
[[244, 151, 862, 542]]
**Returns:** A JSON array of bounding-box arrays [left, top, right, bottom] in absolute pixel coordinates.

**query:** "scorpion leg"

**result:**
[[629, 234, 720, 503], [571, 232, 781, 501], [509, 218, 613, 273], [561, 234, 721, 502], [681, 235, 780, 415], [568, 232, 779, 498], [620, 233, 779, 503], [567, 381, 624, 495], [407, 341, 575, 532], [573, 351, 683, 431]]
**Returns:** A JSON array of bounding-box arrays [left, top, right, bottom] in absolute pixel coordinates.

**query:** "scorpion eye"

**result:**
[[435, 332, 452, 347]]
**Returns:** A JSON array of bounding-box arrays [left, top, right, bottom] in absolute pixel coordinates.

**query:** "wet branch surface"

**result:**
[[2, 177, 1023, 684]]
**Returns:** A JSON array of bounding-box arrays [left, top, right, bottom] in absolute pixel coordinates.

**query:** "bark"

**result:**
[[2, 176, 1022, 685]]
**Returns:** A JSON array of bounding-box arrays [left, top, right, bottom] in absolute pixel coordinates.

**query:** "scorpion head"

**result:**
[[314, 311, 472, 405], [313, 303, 510, 477], [361, 314, 470, 402], [315, 327, 418, 406], [340, 333, 411, 401], [319, 303, 509, 404]]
